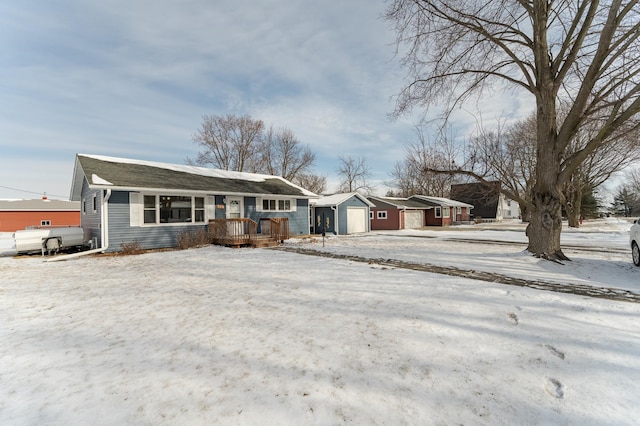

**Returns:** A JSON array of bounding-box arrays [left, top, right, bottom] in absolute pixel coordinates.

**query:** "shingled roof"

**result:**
[[70, 154, 318, 200]]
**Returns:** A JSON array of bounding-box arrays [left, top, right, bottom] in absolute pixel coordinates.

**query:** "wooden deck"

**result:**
[[208, 218, 290, 248]]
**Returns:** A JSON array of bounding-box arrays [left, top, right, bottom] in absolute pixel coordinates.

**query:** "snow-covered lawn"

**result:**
[[1, 218, 639, 425]]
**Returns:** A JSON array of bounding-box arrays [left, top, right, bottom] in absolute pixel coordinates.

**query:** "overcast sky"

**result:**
[[0, 0, 531, 200]]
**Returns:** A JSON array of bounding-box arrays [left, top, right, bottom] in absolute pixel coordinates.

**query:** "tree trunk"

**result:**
[[565, 186, 583, 228], [526, 191, 567, 261], [526, 43, 569, 261], [520, 204, 531, 223]]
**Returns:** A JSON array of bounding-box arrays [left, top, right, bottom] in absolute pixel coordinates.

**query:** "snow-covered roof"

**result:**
[[70, 154, 318, 200], [367, 196, 433, 209], [0, 199, 80, 211], [410, 195, 474, 208], [313, 192, 375, 208]]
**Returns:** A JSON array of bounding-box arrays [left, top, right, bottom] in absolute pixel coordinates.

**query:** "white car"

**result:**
[[631, 220, 640, 266]]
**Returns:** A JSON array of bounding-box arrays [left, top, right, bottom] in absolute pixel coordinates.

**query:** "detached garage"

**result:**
[[311, 193, 374, 235]]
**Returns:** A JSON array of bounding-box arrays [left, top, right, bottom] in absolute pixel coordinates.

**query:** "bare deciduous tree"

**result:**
[[260, 126, 316, 181], [386, 0, 640, 261], [190, 114, 264, 172], [190, 115, 319, 187], [391, 128, 458, 197], [337, 155, 373, 195], [293, 173, 327, 195]]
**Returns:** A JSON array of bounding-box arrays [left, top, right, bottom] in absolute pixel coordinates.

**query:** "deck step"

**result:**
[[251, 238, 280, 248]]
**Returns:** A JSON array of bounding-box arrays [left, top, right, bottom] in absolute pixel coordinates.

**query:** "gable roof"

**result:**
[[314, 192, 375, 208], [450, 182, 499, 217], [70, 154, 318, 200], [409, 195, 474, 208], [367, 196, 434, 209]]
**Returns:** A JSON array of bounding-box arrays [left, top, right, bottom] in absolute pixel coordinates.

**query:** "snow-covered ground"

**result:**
[[1, 218, 639, 425]]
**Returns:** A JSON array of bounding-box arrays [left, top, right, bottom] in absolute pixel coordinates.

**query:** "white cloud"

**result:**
[[0, 0, 531, 199]]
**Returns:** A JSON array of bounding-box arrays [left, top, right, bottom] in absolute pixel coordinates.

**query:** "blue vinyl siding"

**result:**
[[245, 197, 309, 235], [80, 179, 102, 247], [95, 191, 310, 252], [106, 191, 207, 252], [215, 195, 226, 219]]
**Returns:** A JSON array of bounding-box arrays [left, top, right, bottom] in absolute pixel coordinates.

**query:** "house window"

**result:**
[[377, 211, 388, 219], [263, 199, 276, 210], [435, 207, 442, 218], [194, 197, 205, 222], [160, 196, 192, 223], [369, 211, 373, 219], [442, 207, 450, 218], [278, 199, 290, 210], [260, 198, 294, 212], [142, 195, 206, 224], [457, 207, 461, 215], [144, 195, 157, 224], [41, 220, 51, 226], [92, 194, 97, 212], [82, 199, 86, 214]]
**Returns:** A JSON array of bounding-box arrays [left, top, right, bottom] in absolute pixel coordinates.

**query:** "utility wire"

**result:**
[[0, 184, 69, 199]]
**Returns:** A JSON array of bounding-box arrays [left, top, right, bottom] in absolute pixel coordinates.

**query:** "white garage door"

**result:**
[[404, 210, 423, 229], [346, 207, 367, 234]]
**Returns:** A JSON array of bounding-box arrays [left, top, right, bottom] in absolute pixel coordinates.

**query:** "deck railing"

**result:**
[[208, 218, 257, 246], [262, 217, 290, 242]]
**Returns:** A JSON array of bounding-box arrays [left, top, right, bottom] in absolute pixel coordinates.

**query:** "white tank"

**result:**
[[14, 227, 85, 255]]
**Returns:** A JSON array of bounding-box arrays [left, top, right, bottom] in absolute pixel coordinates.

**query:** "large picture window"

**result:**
[[142, 195, 206, 225]]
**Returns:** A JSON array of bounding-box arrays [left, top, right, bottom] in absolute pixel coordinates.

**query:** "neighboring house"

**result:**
[[368, 196, 434, 230], [408, 195, 473, 226], [70, 154, 318, 252], [450, 182, 520, 221], [0, 198, 80, 232], [368, 195, 473, 229], [311, 192, 374, 235]]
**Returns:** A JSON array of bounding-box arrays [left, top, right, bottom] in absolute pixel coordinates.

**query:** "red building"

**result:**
[[368, 195, 473, 230], [0, 198, 80, 232]]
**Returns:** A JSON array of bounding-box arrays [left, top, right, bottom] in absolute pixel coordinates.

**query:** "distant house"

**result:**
[[368, 196, 432, 230], [450, 182, 520, 221], [70, 154, 318, 252], [368, 195, 473, 229], [311, 192, 374, 235], [0, 198, 80, 232]]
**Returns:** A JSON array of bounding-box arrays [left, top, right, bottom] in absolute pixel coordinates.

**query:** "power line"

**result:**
[[0, 184, 69, 199]]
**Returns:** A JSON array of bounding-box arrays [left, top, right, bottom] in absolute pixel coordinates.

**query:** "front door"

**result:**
[[226, 197, 243, 219]]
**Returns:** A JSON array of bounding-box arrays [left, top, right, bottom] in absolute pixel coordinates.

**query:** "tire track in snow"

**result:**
[[273, 247, 640, 304]]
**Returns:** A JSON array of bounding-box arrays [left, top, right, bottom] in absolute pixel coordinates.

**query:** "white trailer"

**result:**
[[14, 227, 85, 255]]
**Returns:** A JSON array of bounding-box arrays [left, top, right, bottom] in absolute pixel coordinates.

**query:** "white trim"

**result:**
[[132, 193, 213, 227], [129, 193, 142, 226], [256, 197, 297, 212], [206, 196, 215, 220], [377, 210, 388, 219], [84, 184, 316, 200], [225, 196, 243, 219]]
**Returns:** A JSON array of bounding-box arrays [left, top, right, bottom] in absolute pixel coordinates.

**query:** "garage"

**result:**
[[404, 210, 424, 229], [346, 207, 367, 234], [312, 193, 373, 235]]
